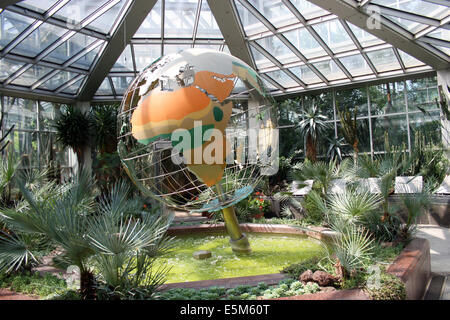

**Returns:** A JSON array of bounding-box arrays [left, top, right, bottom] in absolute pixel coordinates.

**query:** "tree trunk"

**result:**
[[306, 134, 317, 162], [80, 270, 96, 300]]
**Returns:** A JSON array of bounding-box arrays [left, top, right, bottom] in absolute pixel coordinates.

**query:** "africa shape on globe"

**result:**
[[118, 49, 278, 213]]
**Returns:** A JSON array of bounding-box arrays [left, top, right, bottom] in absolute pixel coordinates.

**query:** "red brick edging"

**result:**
[[387, 238, 431, 300]]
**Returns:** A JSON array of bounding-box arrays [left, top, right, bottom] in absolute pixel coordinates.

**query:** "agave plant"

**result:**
[[327, 137, 346, 162]]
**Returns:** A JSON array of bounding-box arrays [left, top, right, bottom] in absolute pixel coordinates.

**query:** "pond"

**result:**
[[156, 232, 325, 283]]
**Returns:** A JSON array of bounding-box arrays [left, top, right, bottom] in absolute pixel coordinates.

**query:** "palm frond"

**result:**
[[0, 231, 39, 273]]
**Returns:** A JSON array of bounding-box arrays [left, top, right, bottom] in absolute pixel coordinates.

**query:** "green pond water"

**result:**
[[156, 232, 325, 283]]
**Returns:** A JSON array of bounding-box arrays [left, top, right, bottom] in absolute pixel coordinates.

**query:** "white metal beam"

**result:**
[[206, 0, 255, 69]]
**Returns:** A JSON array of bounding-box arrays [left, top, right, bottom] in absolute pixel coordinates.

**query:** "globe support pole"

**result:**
[[215, 185, 251, 254]]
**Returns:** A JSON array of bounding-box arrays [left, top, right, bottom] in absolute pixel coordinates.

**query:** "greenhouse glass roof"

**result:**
[[0, 0, 448, 102]]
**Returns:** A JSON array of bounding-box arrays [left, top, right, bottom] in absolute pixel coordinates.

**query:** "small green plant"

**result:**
[[157, 279, 319, 300], [366, 271, 406, 300], [0, 271, 68, 298]]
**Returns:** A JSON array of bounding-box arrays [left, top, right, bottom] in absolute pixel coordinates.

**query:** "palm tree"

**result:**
[[53, 105, 91, 169], [297, 105, 329, 162]]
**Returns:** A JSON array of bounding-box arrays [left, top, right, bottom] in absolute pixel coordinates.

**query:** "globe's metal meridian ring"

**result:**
[[117, 48, 278, 216]]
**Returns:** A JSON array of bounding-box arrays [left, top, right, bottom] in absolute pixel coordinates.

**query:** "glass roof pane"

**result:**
[[95, 78, 112, 95], [111, 76, 134, 95], [312, 19, 356, 53], [16, 0, 56, 14], [427, 28, 450, 42], [398, 50, 425, 68], [289, 65, 322, 84], [234, 0, 268, 35], [134, 0, 161, 37], [339, 54, 372, 77], [164, 44, 192, 55], [261, 78, 277, 91], [255, 36, 297, 65], [193, 43, 221, 51], [164, 0, 197, 38], [44, 33, 97, 64], [133, 44, 161, 71], [347, 23, 384, 47], [249, 45, 275, 69], [11, 22, 67, 58], [39, 70, 79, 90], [265, 70, 297, 88], [53, 0, 109, 28], [372, 0, 449, 20], [366, 48, 402, 73], [312, 60, 346, 81], [70, 45, 102, 70], [284, 27, 326, 59], [0, 58, 25, 81], [290, 0, 330, 20], [0, 11, 35, 50], [11, 65, 53, 87], [434, 45, 450, 57], [62, 76, 85, 94], [248, 0, 298, 29], [112, 45, 134, 72], [87, 0, 128, 34], [386, 16, 428, 34], [196, 0, 222, 38]]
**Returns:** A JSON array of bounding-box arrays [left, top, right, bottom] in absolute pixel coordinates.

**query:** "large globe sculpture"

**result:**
[[118, 49, 278, 253]]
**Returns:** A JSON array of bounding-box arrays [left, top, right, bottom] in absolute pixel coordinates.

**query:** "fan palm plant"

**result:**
[[327, 224, 374, 279], [0, 173, 173, 300], [297, 105, 329, 162], [290, 160, 338, 196], [327, 189, 381, 227]]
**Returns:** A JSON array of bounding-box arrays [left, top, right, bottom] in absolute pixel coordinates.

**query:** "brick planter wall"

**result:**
[[387, 238, 431, 300]]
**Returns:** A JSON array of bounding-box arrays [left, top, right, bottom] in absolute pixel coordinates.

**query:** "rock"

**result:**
[[320, 286, 337, 292], [381, 242, 394, 248], [193, 250, 211, 260], [299, 270, 314, 283], [312, 270, 337, 287]]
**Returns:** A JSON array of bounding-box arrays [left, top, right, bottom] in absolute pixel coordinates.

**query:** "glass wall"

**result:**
[[0, 96, 76, 179], [278, 75, 443, 159]]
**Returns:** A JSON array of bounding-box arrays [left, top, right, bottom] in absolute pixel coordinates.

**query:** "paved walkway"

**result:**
[[417, 225, 450, 300]]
